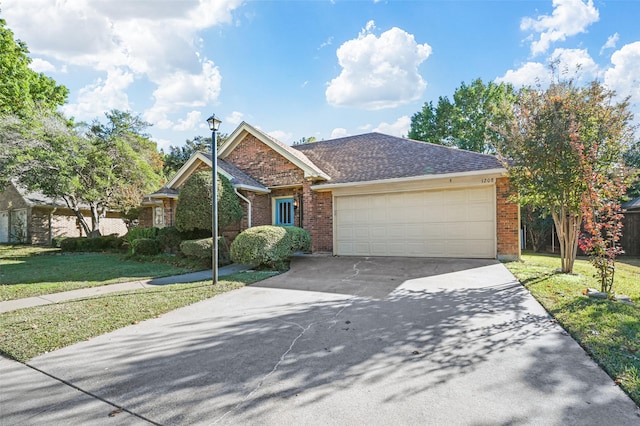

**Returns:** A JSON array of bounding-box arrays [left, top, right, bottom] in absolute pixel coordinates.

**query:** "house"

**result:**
[[0, 181, 128, 245], [142, 122, 521, 260], [621, 197, 640, 256]]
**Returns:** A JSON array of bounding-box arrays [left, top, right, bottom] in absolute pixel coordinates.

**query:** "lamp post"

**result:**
[[207, 113, 222, 284]]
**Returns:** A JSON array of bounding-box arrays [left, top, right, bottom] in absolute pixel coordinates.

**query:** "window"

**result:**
[[154, 206, 165, 227], [275, 198, 294, 226]]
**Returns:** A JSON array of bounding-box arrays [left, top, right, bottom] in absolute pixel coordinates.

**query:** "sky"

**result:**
[[2, 0, 639, 151]]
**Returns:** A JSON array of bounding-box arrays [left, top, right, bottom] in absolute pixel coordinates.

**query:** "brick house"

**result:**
[[142, 122, 520, 260], [0, 181, 127, 245]]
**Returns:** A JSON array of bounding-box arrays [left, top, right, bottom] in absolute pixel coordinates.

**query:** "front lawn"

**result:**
[[505, 253, 640, 405], [0, 245, 199, 301], [0, 271, 275, 362]]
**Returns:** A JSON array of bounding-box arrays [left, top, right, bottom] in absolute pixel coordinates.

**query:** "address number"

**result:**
[[481, 178, 495, 183]]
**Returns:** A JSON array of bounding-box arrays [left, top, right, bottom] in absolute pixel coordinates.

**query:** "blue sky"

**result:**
[[2, 0, 639, 150]]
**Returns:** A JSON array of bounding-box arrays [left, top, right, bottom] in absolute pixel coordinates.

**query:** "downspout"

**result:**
[[234, 188, 252, 228]]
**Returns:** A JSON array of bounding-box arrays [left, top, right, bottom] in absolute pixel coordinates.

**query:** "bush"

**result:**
[[59, 237, 78, 252], [230, 226, 311, 269], [131, 238, 159, 256], [175, 171, 243, 233], [124, 227, 158, 253], [58, 235, 124, 252], [157, 226, 182, 254], [180, 238, 213, 260]]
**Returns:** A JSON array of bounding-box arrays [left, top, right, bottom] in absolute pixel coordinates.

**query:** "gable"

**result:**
[[219, 122, 329, 183]]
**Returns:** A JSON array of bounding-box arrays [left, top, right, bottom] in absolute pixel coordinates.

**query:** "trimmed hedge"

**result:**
[[230, 225, 311, 269], [131, 238, 159, 256], [180, 237, 213, 260], [58, 235, 124, 252]]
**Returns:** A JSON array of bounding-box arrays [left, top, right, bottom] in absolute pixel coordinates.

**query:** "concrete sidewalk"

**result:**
[[0, 263, 252, 314]]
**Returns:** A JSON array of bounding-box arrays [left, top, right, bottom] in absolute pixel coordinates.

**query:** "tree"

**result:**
[[162, 133, 229, 177], [16, 109, 164, 236], [496, 80, 635, 273], [0, 17, 68, 117], [175, 171, 243, 233], [293, 136, 317, 146], [409, 78, 516, 153]]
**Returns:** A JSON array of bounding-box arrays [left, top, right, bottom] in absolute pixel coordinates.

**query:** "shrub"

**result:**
[[157, 226, 182, 254], [59, 237, 78, 252], [180, 237, 230, 266], [230, 225, 311, 269], [175, 171, 243, 233], [124, 227, 158, 253], [131, 238, 159, 256], [57, 235, 124, 252]]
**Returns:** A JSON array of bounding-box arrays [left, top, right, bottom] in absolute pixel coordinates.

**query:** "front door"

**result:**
[[275, 198, 294, 226]]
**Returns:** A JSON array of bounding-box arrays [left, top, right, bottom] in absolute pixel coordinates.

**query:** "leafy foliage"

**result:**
[[0, 18, 68, 117], [496, 80, 635, 273], [131, 238, 160, 256], [156, 226, 182, 254], [578, 143, 626, 294], [162, 133, 229, 176], [230, 225, 311, 269], [9, 110, 164, 236], [409, 78, 516, 153], [174, 171, 243, 233]]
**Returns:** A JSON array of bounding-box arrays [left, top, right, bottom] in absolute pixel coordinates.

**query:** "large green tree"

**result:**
[[409, 78, 516, 153], [16, 110, 164, 236], [0, 17, 68, 117], [496, 80, 635, 273]]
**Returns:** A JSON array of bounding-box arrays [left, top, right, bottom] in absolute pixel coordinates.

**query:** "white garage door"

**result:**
[[0, 211, 8, 243], [335, 186, 496, 258]]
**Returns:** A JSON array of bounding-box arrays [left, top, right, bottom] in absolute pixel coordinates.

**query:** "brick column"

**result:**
[[496, 177, 521, 261]]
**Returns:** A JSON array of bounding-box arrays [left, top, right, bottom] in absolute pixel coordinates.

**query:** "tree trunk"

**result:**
[[551, 208, 581, 273], [63, 196, 92, 237], [89, 204, 102, 237]]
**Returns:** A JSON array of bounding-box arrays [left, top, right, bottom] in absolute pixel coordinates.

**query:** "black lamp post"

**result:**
[[206, 113, 222, 284]]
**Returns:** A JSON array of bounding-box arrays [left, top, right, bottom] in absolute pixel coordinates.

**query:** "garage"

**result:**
[[335, 185, 496, 258]]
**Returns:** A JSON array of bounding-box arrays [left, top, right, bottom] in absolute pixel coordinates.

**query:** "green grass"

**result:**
[[505, 253, 640, 405], [0, 271, 275, 362], [0, 245, 200, 301]]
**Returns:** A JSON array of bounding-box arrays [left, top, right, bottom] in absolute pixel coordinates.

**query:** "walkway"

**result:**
[[0, 263, 252, 314]]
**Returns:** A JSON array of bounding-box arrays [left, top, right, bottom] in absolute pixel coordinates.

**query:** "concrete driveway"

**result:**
[[2, 256, 639, 425]]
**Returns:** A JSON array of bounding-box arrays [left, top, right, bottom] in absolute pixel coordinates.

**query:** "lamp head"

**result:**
[[206, 114, 222, 131]]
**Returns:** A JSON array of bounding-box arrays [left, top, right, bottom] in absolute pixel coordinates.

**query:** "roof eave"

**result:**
[[310, 168, 507, 191]]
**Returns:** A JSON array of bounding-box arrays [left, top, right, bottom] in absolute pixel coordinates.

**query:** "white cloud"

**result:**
[[2, 0, 242, 126], [62, 68, 134, 120], [372, 116, 411, 137], [600, 33, 620, 55], [152, 138, 173, 153], [331, 128, 349, 139], [225, 111, 244, 125], [268, 130, 293, 144], [29, 58, 57, 73], [521, 0, 599, 56], [496, 62, 552, 88], [550, 48, 599, 81], [173, 111, 203, 132], [318, 36, 334, 50], [326, 22, 432, 109], [604, 42, 640, 107], [144, 60, 222, 129]]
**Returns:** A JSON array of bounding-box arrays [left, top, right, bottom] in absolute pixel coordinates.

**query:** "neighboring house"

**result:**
[[0, 181, 127, 245], [142, 122, 521, 260], [621, 197, 640, 256]]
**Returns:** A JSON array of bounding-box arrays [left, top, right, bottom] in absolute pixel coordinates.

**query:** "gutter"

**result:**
[[310, 168, 507, 191], [234, 188, 252, 228]]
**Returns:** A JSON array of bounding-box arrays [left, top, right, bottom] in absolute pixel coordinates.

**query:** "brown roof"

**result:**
[[294, 133, 503, 184], [216, 157, 269, 192]]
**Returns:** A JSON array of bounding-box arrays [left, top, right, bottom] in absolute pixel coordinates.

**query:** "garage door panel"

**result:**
[[335, 186, 496, 258]]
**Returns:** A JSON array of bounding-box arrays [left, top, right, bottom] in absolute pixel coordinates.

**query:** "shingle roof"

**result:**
[[13, 181, 66, 208], [217, 158, 269, 192], [293, 133, 504, 184]]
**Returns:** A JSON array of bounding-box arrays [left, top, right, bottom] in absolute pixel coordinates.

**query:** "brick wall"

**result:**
[[225, 134, 305, 187], [496, 177, 521, 260]]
